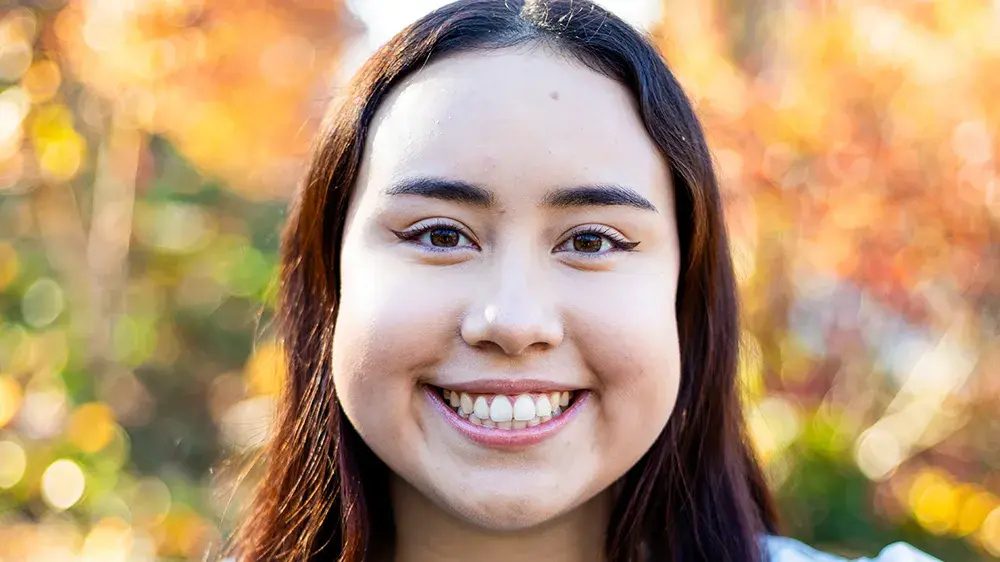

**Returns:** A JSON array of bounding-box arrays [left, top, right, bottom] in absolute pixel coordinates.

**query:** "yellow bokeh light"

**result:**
[[908, 469, 960, 535], [30, 103, 74, 141], [0, 439, 27, 488], [157, 505, 214, 559], [980, 507, 1000, 557], [41, 458, 86, 511], [0, 242, 20, 289], [68, 402, 117, 453], [0, 374, 23, 427], [0, 8, 38, 46], [28, 103, 87, 181], [38, 133, 85, 181], [21, 59, 62, 103], [81, 517, 133, 562], [957, 490, 998, 537], [749, 396, 802, 464], [244, 341, 286, 395]]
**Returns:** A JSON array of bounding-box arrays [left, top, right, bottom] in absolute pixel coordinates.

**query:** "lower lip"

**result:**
[[423, 386, 590, 449]]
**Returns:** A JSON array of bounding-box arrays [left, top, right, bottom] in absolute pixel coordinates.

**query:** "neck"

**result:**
[[390, 475, 611, 562]]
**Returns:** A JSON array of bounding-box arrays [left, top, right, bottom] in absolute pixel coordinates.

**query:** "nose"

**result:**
[[460, 264, 564, 357]]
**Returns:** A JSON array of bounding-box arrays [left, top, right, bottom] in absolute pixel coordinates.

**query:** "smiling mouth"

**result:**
[[431, 386, 578, 430]]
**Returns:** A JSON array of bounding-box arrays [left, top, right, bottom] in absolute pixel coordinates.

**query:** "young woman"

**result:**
[[225, 1, 939, 560]]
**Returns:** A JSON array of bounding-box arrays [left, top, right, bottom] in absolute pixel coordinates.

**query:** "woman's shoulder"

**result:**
[[761, 535, 942, 562]]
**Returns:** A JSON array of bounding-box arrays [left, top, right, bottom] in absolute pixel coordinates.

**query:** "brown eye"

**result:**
[[392, 221, 476, 252], [572, 233, 604, 253], [429, 228, 460, 247]]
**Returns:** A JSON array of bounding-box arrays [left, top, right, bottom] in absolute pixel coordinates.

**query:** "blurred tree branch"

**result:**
[[86, 112, 141, 365]]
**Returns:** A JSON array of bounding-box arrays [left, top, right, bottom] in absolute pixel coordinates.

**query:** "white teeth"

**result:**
[[489, 395, 513, 422], [513, 395, 535, 421], [441, 388, 577, 430], [473, 396, 489, 419], [534, 395, 552, 417]]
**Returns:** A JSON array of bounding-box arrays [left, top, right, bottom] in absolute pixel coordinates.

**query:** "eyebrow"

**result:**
[[542, 184, 658, 212], [384, 177, 495, 207], [385, 176, 657, 212]]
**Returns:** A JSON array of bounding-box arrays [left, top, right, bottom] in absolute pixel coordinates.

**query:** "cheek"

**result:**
[[566, 272, 681, 446], [334, 240, 461, 370], [330, 241, 465, 442]]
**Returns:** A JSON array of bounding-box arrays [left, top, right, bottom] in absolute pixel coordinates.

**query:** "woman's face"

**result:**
[[333, 47, 681, 531]]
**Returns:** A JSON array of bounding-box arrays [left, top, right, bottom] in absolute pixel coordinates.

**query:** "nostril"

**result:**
[[468, 338, 555, 358]]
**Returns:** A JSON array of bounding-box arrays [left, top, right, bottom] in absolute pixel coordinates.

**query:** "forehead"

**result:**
[[357, 47, 671, 208]]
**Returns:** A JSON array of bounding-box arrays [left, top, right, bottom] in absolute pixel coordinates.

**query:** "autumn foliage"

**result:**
[[0, 1, 996, 560]]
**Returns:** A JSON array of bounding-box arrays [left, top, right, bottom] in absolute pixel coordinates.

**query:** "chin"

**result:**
[[442, 492, 571, 531]]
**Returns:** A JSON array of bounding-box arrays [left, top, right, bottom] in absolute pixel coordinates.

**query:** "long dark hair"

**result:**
[[226, 1, 779, 560]]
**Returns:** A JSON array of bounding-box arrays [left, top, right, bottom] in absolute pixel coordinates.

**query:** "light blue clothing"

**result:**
[[763, 535, 942, 562]]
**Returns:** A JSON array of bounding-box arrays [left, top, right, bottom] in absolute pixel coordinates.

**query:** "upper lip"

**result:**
[[431, 379, 583, 394]]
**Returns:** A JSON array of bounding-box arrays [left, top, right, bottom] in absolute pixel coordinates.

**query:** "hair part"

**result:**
[[225, 1, 779, 560]]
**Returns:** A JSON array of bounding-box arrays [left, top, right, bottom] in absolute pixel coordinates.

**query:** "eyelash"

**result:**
[[392, 220, 639, 257], [552, 224, 639, 256], [391, 219, 480, 252]]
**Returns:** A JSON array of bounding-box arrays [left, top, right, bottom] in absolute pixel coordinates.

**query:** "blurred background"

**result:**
[[0, 0, 996, 560]]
